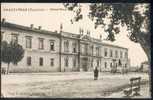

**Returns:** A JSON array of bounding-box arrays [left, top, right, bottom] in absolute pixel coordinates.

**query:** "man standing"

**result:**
[[94, 67, 99, 80]]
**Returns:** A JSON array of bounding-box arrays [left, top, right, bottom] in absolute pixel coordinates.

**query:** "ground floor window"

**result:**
[[73, 57, 76, 67], [27, 56, 31, 66], [64, 56, 69, 67], [125, 64, 127, 68], [50, 58, 54, 67], [116, 63, 118, 67], [105, 62, 107, 68], [97, 59, 99, 67], [39, 57, 43, 66], [110, 63, 112, 68], [91, 59, 93, 68]]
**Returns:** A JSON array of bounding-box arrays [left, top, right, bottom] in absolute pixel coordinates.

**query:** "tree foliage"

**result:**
[[1, 41, 24, 74], [63, 3, 150, 61]]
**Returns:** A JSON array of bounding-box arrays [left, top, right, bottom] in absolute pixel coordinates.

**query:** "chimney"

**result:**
[[30, 24, 34, 29], [100, 34, 102, 40], [38, 26, 42, 30], [2, 18, 6, 24], [87, 30, 90, 36], [82, 29, 84, 35], [54, 30, 57, 33], [79, 28, 83, 35], [60, 23, 63, 32], [79, 28, 82, 34]]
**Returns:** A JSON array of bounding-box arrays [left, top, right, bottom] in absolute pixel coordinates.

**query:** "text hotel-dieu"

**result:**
[[1, 19, 130, 73]]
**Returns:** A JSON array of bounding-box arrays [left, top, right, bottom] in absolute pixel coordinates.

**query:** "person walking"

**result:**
[[94, 67, 99, 80]]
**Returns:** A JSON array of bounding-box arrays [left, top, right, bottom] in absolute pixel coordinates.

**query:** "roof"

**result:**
[[1, 22, 59, 37], [102, 42, 128, 50], [61, 31, 79, 39], [142, 61, 149, 65], [1, 21, 128, 50]]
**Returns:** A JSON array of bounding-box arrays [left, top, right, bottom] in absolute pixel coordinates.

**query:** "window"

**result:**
[[27, 57, 31, 66], [64, 40, 69, 52], [50, 40, 54, 51], [105, 62, 107, 68], [104, 48, 108, 57], [72, 42, 77, 53], [125, 52, 127, 58], [115, 50, 118, 58], [91, 59, 93, 68], [50, 58, 54, 66], [26, 36, 32, 48], [11, 34, 18, 43], [97, 59, 99, 66], [120, 51, 123, 58], [73, 57, 76, 67], [84, 45, 88, 55], [110, 63, 112, 68], [64, 56, 69, 67], [39, 57, 43, 66], [116, 63, 118, 67], [110, 49, 113, 57], [90, 45, 94, 55], [125, 64, 127, 68], [38, 38, 44, 50], [96, 47, 100, 56], [1, 31, 4, 40]]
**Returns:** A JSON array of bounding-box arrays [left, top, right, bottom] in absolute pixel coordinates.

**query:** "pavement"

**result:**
[[1, 72, 151, 98]]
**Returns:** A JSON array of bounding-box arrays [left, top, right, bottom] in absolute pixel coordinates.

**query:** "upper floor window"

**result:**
[[115, 50, 118, 58], [97, 59, 100, 66], [110, 49, 113, 57], [64, 40, 69, 52], [50, 40, 54, 51], [50, 58, 54, 66], [125, 52, 128, 58], [104, 48, 108, 57], [11, 34, 18, 43], [27, 56, 31, 66], [120, 51, 123, 58], [26, 36, 32, 48], [105, 62, 107, 68], [125, 64, 127, 68], [96, 47, 100, 56], [72, 42, 77, 53], [90, 45, 94, 55], [38, 38, 44, 50], [110, 63, 112, 68], [91, 59, 93, 67], [84, 44, 88, 55]]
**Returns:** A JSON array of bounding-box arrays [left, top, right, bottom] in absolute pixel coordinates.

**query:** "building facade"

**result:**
[[1, 19, 130, 73]]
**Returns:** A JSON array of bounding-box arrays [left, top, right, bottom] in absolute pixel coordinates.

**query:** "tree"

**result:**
[[63, 3, 150, 62], [1, 41, 24, 74], [63, 3, 151, 94]]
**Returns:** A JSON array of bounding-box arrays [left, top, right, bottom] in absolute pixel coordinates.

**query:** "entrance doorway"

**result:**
[[81, 57, 88, 71]]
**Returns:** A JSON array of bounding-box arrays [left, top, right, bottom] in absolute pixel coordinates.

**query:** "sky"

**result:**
[[1, 3, 148, 66]]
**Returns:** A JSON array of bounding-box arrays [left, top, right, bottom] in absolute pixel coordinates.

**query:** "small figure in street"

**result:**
[[94, 67, 99, 80]]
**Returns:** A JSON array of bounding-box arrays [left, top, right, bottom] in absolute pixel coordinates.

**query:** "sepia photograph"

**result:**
[[1, 3, 151, 98]]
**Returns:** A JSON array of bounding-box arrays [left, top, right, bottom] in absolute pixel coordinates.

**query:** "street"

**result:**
[[1, 72, 150, 98]]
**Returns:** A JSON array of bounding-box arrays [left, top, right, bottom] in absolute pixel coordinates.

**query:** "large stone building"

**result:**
[[1, 19, 130, 73]]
